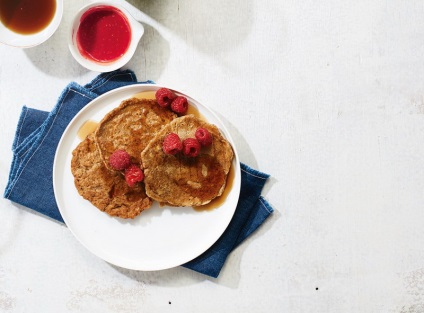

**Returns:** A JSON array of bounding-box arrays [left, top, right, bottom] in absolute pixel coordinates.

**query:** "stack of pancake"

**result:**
[[71, 97, 234, 219]]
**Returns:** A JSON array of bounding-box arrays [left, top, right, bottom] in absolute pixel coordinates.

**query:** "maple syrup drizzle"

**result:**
[[193, 165, 236, 211], [0, 0, 56, 35], [77, 120, 99, 141], [186, 104, 207, 121], [133, 91, 156, 100]]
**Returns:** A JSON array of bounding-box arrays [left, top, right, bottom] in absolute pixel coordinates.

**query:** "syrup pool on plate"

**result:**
[[77, 120, 99, 141], [0, 0, 56, 34], [193, 165, 236, 211], [76, 5, 131, 63], [133, 91, 156, 100]]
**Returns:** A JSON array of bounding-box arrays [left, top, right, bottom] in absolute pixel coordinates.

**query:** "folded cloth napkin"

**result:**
[[4, 69, 273, 278]]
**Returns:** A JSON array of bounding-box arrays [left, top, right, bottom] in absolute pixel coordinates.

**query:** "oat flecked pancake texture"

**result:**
[[71, 133, 152, 219], [95, 97, 177, 170], [141, 115, 234, 207]]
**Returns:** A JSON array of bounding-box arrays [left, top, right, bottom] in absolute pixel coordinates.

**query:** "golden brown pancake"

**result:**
[[71, 133, 152, 219], [141, 115, 234, 206], [94, 97, 177, 170]]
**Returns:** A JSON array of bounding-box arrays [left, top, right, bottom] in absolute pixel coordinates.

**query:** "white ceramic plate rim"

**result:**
[[53, 84, 241, 271]]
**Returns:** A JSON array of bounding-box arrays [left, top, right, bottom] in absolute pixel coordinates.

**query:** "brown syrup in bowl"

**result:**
[[0, 0, 56, 34]]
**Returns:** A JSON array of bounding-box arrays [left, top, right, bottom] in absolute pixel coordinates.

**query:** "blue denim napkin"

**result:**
[[4, 70, 273, 278]]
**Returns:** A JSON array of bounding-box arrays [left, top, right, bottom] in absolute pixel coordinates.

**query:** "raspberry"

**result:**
[[170, 96, 188, 115], [182, 138, 201, 157], [163, 133, 183, 155], [195, 127, 213, 146], [125, 164, 144, 187], [109, 150, 132, 171], [155, 88, 176, 108]]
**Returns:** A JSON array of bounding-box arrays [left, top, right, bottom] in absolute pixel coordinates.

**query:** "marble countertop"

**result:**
[[1, 0, 424, 312]]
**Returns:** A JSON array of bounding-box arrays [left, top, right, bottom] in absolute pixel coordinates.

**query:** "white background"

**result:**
[[1, 0, 424, 312]]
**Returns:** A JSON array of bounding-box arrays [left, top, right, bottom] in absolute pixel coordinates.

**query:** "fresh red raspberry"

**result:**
[[109, 150, 132, 171], [195, 127, 213, 146], [125, 164, 144, 187], [170, 96, 188, 115], [163, 133, 183, 155], [155, 88, 176, 108], [182, 138, 201, 157]]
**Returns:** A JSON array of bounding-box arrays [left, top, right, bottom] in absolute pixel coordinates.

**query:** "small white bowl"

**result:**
[[68, 2, 144, 72], [0, 0, 63, 48]]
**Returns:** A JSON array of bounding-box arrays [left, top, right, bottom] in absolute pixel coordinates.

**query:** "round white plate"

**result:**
[[53, 84, 241, 271]]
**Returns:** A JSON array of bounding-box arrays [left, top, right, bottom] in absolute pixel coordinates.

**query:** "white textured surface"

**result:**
[[1, 0, 424, 312]]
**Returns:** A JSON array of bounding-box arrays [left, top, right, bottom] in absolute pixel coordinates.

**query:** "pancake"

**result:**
[[141, 115, 234, 206], [71, 133, 152, 219], [95, 97, 177, 170]]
